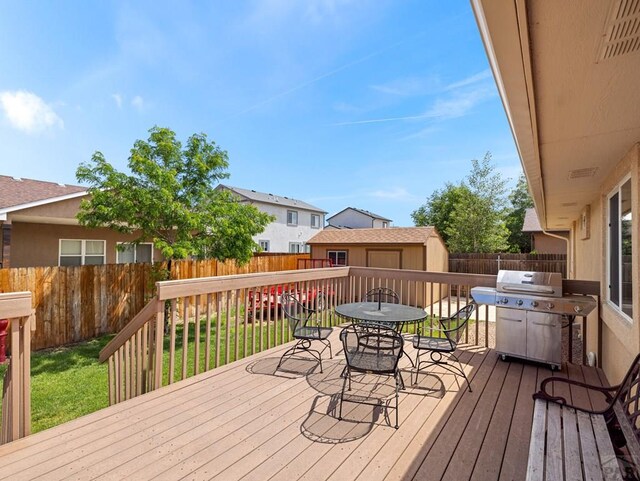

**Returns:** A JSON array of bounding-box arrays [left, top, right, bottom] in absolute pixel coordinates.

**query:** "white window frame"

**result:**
[[259, 240, 270, 252], [382, 221, 388, 228], [116, 242, 154, 264], [327, 250, 348, 266], [311, 214, 320, 229], [607, 174, 633, 322], [59, 239, 106, 266], [289, 242, 304, 253], [287, 210, 298, 226]]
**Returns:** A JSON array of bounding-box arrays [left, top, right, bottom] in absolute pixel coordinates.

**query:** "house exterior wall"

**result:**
[[531, 233, 567, 254], [328, 210, 377, 228], [572, 143, 640, 384], [249, 201, 323, 253], [9, 222, 162, 267], [372, 218, 388, 228]]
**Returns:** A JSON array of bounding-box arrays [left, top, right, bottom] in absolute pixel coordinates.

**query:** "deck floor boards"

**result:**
[[0, 328, 606, 481]]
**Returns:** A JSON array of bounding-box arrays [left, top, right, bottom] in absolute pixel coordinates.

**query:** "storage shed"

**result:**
[[307, 226, 448, 306]]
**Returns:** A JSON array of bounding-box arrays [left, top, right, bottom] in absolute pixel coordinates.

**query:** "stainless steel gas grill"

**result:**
[[470, 270, 596, 369]]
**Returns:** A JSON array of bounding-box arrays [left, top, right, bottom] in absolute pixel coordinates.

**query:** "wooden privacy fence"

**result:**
[[449, 253, 567, 277], [0, 253, 310, 351]]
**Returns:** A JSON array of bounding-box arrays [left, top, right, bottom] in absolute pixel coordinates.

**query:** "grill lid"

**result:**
[[496, 270, 563, 298]]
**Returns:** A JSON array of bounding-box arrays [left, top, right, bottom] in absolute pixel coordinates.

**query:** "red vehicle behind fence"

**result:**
[[247, 284, 332, 319]]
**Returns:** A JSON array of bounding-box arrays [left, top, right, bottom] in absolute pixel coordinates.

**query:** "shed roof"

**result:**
[[308, 226, 438, 246], [522, 208, 569, 233], [217, 184, 326, 213], [327, 207, 391, 222], [0, 175, 87, 211]]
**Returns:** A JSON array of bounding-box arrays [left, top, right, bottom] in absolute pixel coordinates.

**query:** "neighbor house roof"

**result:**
[[308, 226, 437, 246], [217, 185, 326, 213], [327, 207, 392, 222], [522, 208, 569, 233], [0, 175, 87, 212]]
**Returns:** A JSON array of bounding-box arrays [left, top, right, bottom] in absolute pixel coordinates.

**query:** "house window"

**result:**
[[116, 243, 153, 264], [311, 214, 320, 229], [287, 210, 298, 226], [259, 240, 270, 252], [608, 177, 633, 319], [327, 250, 347, 266], [289, 242, 304, 253], [59, 239, 105, 266], [382, 221, 388, 228]]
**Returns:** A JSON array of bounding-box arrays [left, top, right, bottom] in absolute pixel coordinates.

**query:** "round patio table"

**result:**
[[335, 302, 428, 331]]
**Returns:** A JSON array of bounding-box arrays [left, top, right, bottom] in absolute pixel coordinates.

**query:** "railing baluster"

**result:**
[[205, 293, 212, 372], [225, 291, 231, 365], [194, 295, 201, 375], [234, 289, 240, 362], [244, 288, 249, 359], [215, 293, 222, 367]]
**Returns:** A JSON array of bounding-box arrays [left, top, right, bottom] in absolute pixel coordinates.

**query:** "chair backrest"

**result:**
[[610, 353, 640, 445], [365, 287, 399, 304], [439, 302, 476, 346], [281, 292, 311, 333], [340, 323, 403, 374]]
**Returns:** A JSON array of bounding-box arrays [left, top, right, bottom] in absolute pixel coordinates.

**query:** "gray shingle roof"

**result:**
[[217, 185, 326, 213], [0, 175, 87, 211], [327, 207, 392, 222]]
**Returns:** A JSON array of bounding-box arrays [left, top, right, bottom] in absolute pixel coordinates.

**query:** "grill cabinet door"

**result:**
[[496, 307, 527, 357], [526, 311, 562, 366]]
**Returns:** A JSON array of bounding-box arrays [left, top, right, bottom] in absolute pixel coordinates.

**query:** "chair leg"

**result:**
[[450, 351, 472, 392], [413, 349, 421, 385], [339, 367, 349, 421], [394, 371, 400, 429]]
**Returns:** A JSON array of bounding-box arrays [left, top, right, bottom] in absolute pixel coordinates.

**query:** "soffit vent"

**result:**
[[598, 0, 640, 61], [568, 167, 598, 179]]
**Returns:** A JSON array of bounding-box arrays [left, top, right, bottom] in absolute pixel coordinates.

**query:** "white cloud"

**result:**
[[371, 76, 440, 97], [131, 95, 144, 111], [112, 93, 123, 109], [444, 69, 492, 91], [0, 90, 64, 133], [369, 187, 418, 201]]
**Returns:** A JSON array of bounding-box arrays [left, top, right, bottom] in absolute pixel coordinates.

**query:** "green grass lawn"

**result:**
[[0, 312, 447, 434]]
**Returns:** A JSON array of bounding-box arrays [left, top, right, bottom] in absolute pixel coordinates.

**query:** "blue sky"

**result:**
[[0, 0, 521, 226]]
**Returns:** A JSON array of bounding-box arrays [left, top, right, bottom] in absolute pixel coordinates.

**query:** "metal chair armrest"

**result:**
[[535, 376, 619, 409]]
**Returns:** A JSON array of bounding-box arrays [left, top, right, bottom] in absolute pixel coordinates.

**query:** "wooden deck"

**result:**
[[0, 329, 608, 481]]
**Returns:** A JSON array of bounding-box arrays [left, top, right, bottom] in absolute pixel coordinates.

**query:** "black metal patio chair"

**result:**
[[363, 287, 400, 331], [411, 302, 476, 391], [277, 292, 333, 373], [338, 323, 404, 429]]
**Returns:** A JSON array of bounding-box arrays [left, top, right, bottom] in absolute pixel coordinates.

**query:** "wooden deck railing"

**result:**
[[101, 266, 601, 404], [0, 291, 35, 445], [100, 267, 351, 404]]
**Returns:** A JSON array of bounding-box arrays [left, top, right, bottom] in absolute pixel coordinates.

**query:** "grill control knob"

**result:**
[[501, 297, 509, 305], [546, 302, 555, 310], [574, 305, 583, 314], [516, 299, 523, 306], [531, 300, 539, 308]]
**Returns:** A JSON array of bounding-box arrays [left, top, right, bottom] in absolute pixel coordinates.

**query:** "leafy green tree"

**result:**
[[411, 183, 470, 244], [76, 126, 273, 270], [505, 174, 534, 252], [446, 152, 510, 253]]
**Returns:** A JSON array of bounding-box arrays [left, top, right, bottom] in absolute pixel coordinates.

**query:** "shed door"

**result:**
[[367, 250, 401, 269]]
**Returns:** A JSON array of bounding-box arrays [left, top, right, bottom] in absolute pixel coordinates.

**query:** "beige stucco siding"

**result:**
[[10, 222, 162, 267], [572, 143, 640, 384]]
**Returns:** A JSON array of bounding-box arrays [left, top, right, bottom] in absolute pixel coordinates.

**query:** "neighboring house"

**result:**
[[0, 175, 159, 268], [327, 207, 392, 229], [307, 226, 447, 306], [216, 184, 326, 253], [522, 208, 569, 254], [473, 0, 639, 383]]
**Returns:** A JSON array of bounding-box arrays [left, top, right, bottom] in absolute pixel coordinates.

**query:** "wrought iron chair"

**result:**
[[411, 302, 476, 391], [364, 287, 400, 331], [338, 323, 404, 429], [277, 292, 333, 373]]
